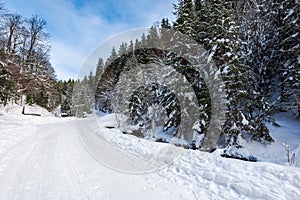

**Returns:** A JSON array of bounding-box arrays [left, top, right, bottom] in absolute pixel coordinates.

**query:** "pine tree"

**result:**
[[147, 26, 160, 47], [73, 77, 92, 117], [95, 57, 104, 84], [277, 0, 300, 117], [127, 40, 134, 53], [173, 0, 194, 36], [193, 0, 210, 46], [161, 18, 171, 29], [189, 0, 273, 145], [95, 66, 116, 112], [140, 33, 147, 47], [60, 79, 75, 116], [118, 42, 127, 57], [106, 46, 118, 67], [128, 82, 180, 138]]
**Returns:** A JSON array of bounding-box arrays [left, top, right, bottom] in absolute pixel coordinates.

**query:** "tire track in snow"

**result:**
[[0, 126, 37, 162], [59, 126, 91, 200], [0, 122, 85, 199], [10, 133, 54, 200], [0, 129, 49, 199]]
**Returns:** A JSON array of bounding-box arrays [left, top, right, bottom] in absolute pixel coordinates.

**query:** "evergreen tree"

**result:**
[[60, 79, 75, 116], [134, 38, 140, 50], [147, 26, 160, 47], [118, 42, 127, 56], [106, 46, 118, 67], [73, 77, 92, 117], [161, 18, 171, 29], [277, 0, 300, 117], [140, 33, 147, 47], [173, 0, 194, 36], [193, 0, 209, 45], [95, 57, 104, 87], [94, 0, 298, 150], [127, 40, 134, 53], [128, 83, 180, 138]]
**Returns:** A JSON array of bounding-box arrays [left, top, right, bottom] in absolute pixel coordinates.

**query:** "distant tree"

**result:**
[[127, 40, 134, 53], [105, 46, 118, 67], [161, 18, 171, 29], [118, 42, 127, 56], [95, 57, 104, 82], [95, 66, 117, 112], [147, 26, 160, 47], [133, 39, 139, 51], [60, 79, 75, 116], [140, 33, 147, 47], [73, 77, 92, 117]]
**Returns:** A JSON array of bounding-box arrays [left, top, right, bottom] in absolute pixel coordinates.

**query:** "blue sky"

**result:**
[[5, 0, 176, 80]]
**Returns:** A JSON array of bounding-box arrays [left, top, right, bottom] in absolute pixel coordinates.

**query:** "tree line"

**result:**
[[1, 0, 299, 150], [0, 2, 58, 110], [0, 2, 94, 116]]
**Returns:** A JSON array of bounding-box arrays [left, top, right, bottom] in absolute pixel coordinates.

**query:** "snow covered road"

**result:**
[[0, 108, 300, 199], [0, 121, 90, 199], [0, 119, 181, 199]]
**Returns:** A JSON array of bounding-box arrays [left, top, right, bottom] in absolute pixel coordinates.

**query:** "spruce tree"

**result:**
[[95, 58, 104, 82], [173, 0, 194, 36], [106, 47, 118, 67], [277, 0, 300, 117]]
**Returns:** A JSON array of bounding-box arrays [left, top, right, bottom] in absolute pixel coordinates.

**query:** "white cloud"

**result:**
[[6, 0, 177, 80]]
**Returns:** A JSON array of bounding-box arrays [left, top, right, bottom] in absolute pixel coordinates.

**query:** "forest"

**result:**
[[1, 0, 299, 151], [93, 0, 300, 150]]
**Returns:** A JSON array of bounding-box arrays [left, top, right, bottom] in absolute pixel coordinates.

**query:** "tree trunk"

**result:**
[[6, 27, 13, 54]]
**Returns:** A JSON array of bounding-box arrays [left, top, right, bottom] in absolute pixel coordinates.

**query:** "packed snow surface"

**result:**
[[0, 105, 300, 199]]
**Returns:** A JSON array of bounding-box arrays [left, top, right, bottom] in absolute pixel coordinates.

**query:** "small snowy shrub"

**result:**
[[283, 143, 296, 166]]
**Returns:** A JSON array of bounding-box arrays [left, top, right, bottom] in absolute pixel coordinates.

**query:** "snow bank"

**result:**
[[86, 113, 300, 199], [0, 104, 75, 130], [1, 104, 51, 117], [229, 112, 300, 166], [97, 113, 300, 167]]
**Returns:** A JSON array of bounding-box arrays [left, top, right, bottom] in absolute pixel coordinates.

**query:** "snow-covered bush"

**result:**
[[283, 143, 296, 166]]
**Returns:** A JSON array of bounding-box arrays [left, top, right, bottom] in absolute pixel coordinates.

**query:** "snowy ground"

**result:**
[[0, 105, 300, 199]]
